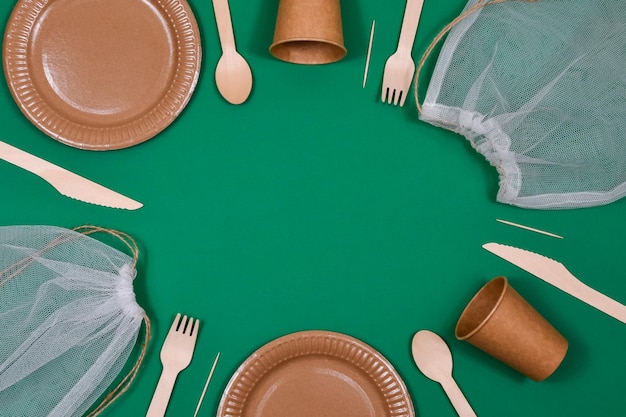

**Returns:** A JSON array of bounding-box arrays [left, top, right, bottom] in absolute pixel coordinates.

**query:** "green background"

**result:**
[[2, 0, 626, 416]]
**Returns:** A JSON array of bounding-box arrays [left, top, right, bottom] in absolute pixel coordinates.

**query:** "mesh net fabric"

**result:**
[[0, 226, 145, 417], [419, 0, 626, 209]]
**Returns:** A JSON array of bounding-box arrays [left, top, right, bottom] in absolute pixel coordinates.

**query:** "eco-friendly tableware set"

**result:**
[[2, 0, 626, 416]]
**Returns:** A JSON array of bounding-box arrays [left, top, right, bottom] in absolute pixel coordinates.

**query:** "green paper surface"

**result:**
[[2, 0, 626, 416]]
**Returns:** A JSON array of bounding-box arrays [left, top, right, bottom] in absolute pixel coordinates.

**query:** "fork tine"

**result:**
[[177, 315, 199, 337], [385, 87, 404, 106], [386, 88, 397, 106], [383, 87, 393, 104], [170, 313, 182, 333], [180, 315, 190, 333], [395, 90, 403, 106], [400, 90, 408, 106], [186, 318, 199, 337]]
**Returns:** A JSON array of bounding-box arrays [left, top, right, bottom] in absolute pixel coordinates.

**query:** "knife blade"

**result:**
[[483, 242, 626, 324], [0, 141, 142, 210]]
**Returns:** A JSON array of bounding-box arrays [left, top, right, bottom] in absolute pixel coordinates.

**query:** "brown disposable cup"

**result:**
[[269, 0, 347, 65], [455, 277, 568, 381]]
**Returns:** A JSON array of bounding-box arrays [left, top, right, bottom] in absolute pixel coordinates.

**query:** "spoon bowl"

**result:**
[[411, 330, 477, 417], [412, 330, 453, 382], [215, 52, 253, 105]]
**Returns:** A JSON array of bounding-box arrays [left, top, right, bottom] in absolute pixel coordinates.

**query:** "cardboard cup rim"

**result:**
[[269, 37, 347, 64], [455, 276, 508, 341], [270, 37, 346, 48]]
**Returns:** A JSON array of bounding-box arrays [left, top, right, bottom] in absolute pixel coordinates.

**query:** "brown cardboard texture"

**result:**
[[270, 0, 347, 64], [455, 277, 568, 381]]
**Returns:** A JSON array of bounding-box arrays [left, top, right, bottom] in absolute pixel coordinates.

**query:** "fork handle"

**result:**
[[146, 367, 179, 417], [397, 0, 424, 54]]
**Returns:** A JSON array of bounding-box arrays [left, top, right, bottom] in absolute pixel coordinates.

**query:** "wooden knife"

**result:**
[[0, 141, 142, 210], [483, 242, 626, 324]]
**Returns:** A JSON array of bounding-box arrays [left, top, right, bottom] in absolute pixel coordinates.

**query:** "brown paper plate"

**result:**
[[217, 330, 414, 417], [2, 0, 201, 150]]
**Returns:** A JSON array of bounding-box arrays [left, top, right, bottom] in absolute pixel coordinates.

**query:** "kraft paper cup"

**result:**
[[455, 277, 568, 381], [269, 0, 347, 65]]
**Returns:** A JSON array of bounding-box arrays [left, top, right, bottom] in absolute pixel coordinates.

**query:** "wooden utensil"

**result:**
[[381, 0, 424, 106], [483, 243, 626, 324], [147, 314, 200, 417], [412, 330, 477, 417], [0, 140, 142, 210], [212, 0, 252, 105]]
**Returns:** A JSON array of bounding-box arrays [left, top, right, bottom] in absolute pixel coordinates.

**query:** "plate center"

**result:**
[[29, 0, 176, 124], [244, 356, 386, 417]]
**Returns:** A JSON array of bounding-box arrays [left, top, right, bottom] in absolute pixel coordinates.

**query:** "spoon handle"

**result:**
[[212, 0, 236, 51], [440, 377, 477, 417]]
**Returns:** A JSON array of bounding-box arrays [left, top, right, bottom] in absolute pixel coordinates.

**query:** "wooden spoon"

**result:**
[[411, 330, 477, 417], [212, 0, 252, 104]]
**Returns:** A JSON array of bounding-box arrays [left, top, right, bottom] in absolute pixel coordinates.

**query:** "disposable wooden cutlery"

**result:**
[[212, 0, 253, 105], [412, 330, 477, 417], [146, 314, 199, 417], [381, 0, 424, 106], [483, 243, 626, 324], [0, 140, 142, 210]]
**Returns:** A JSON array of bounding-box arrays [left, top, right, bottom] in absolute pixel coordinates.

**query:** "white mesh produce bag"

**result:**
[[419, 0, 626, 209], [0, 225, 149, 417]]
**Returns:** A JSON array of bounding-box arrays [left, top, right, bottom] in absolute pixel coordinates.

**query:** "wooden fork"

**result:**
[[146, 314, 200, 417], [381, 0, 425, 106]]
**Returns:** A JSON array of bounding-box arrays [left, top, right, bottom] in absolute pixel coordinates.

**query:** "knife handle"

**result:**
[[567, 280, 626, 325], [0, 140, 53, 177]]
